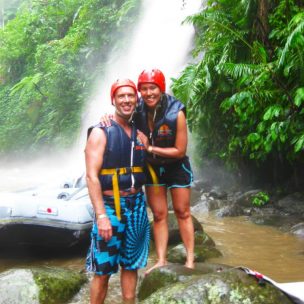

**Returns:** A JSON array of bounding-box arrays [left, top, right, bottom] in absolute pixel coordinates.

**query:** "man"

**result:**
[[85, 79, 150, 304]]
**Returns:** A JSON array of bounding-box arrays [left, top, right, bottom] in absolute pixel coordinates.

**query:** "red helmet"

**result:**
[[137, 69, 166, 92], [110, 79, 137, 104]]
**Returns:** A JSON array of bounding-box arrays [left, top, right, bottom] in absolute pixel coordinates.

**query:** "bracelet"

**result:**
[[97, 213, 108, 220], [148, 146, 153, 153]]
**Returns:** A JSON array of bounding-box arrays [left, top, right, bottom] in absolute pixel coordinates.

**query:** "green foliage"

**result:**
[[251, 191, 269, 207], [0, 0, 141, 155], [172, 0, 304, 182]]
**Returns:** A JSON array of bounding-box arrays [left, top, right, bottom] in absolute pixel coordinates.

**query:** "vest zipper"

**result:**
[[149, 108, 157, 159], [130, 127, 135, 189]]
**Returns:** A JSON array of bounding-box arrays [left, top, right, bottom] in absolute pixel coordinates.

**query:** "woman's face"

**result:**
[[139, 83, 162, 109]]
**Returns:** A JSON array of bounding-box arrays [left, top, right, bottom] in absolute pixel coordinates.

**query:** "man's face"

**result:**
[[139, 83, 161, 109], [113, 86, 137, 119]]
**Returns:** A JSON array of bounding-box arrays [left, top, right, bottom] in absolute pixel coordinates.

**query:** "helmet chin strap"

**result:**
[[115, 108, 134, 123], [128, 111, 135, 124], [147, 94, 164, 122]]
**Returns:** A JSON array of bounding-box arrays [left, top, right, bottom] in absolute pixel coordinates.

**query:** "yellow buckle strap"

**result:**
[[101, 167, 143, 175], [146, 163, 159, 194], [100, 167, 144, 220]]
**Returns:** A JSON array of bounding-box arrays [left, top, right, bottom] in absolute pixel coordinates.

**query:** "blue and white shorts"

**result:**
[[86, 191, 150, 276]]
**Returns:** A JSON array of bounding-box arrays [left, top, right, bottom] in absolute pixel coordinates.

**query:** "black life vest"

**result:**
[[134, 94, 186, 165], [87, 121, 146, 191]]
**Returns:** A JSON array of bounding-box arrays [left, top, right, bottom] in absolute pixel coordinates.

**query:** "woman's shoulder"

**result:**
[[166, 94, 185, 111]]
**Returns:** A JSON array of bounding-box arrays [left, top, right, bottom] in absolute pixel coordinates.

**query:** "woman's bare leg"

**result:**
[[171, 187, 195, 268], [145, 185, 168, 273]]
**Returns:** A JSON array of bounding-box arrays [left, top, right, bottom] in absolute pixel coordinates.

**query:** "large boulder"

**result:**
[[0, 266, 87, 304], [138, 263, 230, 301], [138, 264, 294, 304], [277, 192, 304, 215]]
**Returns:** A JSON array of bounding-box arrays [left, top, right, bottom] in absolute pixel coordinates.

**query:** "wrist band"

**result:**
[[148, 146, 153, 153], [97, 214, 108, 220]]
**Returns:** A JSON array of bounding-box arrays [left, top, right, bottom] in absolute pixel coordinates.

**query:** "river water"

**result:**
[[0, 190, 303, 303], [0, 159, 304, 303]]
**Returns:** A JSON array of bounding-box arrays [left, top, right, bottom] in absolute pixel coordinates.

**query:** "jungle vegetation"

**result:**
[[0, 0, 140, 155], [1, 0, 303, 188], [172, 0, 304, 188]]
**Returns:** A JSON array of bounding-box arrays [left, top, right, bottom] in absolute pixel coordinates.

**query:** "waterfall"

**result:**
[[0, 0, 201, 191], [72, 0, 202, 168], [79, 0, 201, 140]]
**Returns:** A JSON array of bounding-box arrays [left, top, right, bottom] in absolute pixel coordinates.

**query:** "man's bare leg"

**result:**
[[90, 274, 110, 304], [121, 268, 137, 303]]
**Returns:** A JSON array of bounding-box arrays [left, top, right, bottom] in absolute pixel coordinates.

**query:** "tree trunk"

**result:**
[[256, 0, 270, 44]]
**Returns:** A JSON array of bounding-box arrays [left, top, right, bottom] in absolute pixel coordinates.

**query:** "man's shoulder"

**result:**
[[87, 123, 106, 139]]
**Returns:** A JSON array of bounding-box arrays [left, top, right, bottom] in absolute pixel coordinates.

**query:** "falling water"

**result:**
[[76, 0, 202, 153], [0, 0, 202, 190]]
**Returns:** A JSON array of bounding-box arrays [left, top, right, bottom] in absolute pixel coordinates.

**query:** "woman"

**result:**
[[101, 69, 195, 273], [135, 69, 194, 273]]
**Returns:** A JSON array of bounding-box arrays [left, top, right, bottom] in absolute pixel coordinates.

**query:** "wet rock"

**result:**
[[277, 192, 304, 215], [168, 187, 204, 209], [168, 243, 222, 263], [192, 179, 212, 192], [0, 269, 39, 304], [191, 200, 209, 214], [167, 230, 221, 263], [194, 230, 216, 247], [209, 186, 228, 200], [0, 266, 87, 304], [234, 189, 262, 207], [215, 203, 245, 217], [290, 222, 304, 238], [139, 265, 293, 304], [191, 196, 227, 214], [249, 207, 293, 228], [138, 263, 231, 301], [190, 188, 203, 206], [150, 212, 203, 246]]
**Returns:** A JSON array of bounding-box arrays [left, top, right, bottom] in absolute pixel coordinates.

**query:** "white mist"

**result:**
[[0, 0, 201, 190], [82, 0, 201, 127]]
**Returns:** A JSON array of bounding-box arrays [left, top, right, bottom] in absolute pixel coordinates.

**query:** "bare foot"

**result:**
[[185, 261, 194, 269], [145, 261, 168, 275]]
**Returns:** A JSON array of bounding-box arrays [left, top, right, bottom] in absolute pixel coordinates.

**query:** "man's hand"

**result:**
[[97, 217, 113, 241], [100, 113, 114, 127]]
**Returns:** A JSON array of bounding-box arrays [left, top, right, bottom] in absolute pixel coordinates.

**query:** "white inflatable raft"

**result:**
[[0, 183, 93, 248]]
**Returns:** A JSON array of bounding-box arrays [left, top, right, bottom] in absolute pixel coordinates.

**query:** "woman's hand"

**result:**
[[137, 130, 150, 150]]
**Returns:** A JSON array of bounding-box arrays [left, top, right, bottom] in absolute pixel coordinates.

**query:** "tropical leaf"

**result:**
[[294, 87, 304, 107]]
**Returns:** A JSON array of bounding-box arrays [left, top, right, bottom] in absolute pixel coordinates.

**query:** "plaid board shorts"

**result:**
[[86, 191, 150, 276]]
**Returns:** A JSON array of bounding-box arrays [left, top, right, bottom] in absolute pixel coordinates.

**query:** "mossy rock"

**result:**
[[138, 263, 231, 301], [0, 267, 87, 304], [140, 267, 294, 304], [168, 243, 222, 263], [195, 230, 216, 247]]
